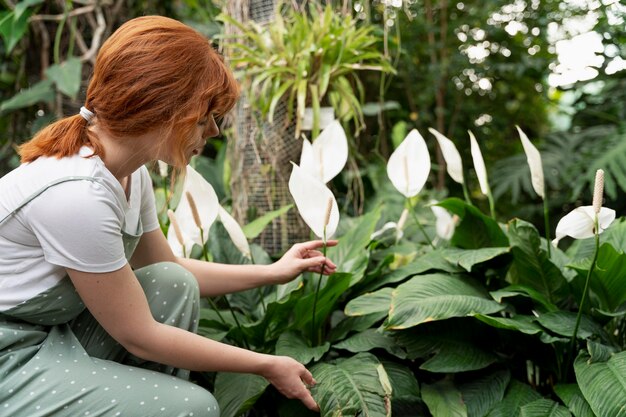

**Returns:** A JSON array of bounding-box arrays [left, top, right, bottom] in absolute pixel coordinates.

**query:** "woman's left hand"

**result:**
[[271, 240, 338, 284]]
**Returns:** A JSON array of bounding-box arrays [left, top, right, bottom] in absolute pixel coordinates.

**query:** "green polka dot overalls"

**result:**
[[0, 177, 220, 416]]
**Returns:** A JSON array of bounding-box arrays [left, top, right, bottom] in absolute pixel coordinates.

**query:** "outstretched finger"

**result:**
[[299, 390, 320, 412], [299, 240, 339, 251], [301, 368, 316, 386]]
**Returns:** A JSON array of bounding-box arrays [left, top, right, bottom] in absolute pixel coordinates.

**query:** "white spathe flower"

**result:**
[[428, 128, 464, 184], [218, 206, 251, 259], [516, 125, 544, 198], [300, 120, 348, 184], [552, 206, 616, 246], [468, 130, 490, 195], [430, 204, 457, 241], [387, 129, 431, 198], [288, 162, 340, 241], [167, 209, 195, 258], [168, 165, 219, 252]]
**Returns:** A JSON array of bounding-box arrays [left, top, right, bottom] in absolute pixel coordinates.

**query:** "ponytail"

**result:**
[[18, 113, 103, 163]]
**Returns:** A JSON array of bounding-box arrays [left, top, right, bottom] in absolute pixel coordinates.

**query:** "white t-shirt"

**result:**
[[0, 147, 160, 311]]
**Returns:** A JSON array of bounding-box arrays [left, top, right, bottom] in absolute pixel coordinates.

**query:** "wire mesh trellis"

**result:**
[[225, 0, 311, 255]]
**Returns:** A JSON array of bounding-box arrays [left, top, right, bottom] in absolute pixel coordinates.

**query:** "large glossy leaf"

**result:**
[[214, 372, 269, 417], [334, 329, 406, 359], [311, 353, 392, 417], [386, 273, 504, 329], [485, 380, 542, 417], [275, 331, 330, 365], [0, 79, 54, 113], [442, 247, 510, 272], [364, 250, 462, 292], [570, 243, 626, 314], [554, 384, 595, 417], [460, 370, 511, 417], [345, 287, 393, 317], [380, 360, 420, 403], [490, 285, 557, 312], [422, 378, 467, 417], [328, 311, 388, 342], [395, 321, 497, 372], [506, 219, 568, 306], [574, 351, 626, 417], [519, 399, 572, 417], [437, 198, 509, 249], [45, 57, 82, 98], [326, 207, 381, 286], [475, 314, 544, 335], [535, 311, 605, 340], [242, 204, 293, 239]]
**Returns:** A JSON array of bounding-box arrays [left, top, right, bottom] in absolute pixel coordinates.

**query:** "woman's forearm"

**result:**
[[176, 257, 276, 297], [128, 320, 273, 373]]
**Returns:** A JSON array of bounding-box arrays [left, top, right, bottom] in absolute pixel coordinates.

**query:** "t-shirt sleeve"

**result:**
[[139, 166, 160, 233], [23, 179, 127, 273]]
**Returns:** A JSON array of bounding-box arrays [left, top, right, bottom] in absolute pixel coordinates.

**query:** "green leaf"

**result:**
[[570, 243, 626, 314], [422, 378, 468, 417], [311, 353, 392, 417], [485, 380, 542, 417], [292, 272, 351, 331], [380, 360, 420, 403], [519, 399, 572, 417], [437, 198, 509, 249], [213, 372, 269, 417], [334, 329, 406, 359], [242, 205, 293, 239], [506, 219, 568, 306], [535, 311, 605, 340], [14, 0, 44, 20], [554, 384, 596, 417], [490, 285, 558, 312], [345, 287, 393, 317], [45, 58, 82, 98], [328, 311, 388, 342], [574, 351, 626, 417], [460, 370, 511, 417], [326, 206, 382, 286], [0, 9, 29, 54], [442, 247, 510, 272], [275, 331, 330, 365], [474, 314, 544, 335], [364, 250, 462, 292], [386, 273, 504, 330], [0, 79, 54, 114], [396, 321, 497, 372]]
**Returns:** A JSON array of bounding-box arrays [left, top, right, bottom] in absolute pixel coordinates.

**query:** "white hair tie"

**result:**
[[79, 106, 95, 123]]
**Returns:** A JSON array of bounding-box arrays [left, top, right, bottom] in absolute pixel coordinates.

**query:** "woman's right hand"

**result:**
[[261, 355, 319, 412]]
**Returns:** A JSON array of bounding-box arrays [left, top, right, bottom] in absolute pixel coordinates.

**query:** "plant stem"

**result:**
[[200, 227, 249, 349], [311, 233, 327, 345], [249, 252, 267, 314], [487, 191, 496, 220], [543, 196, 551, 257], [407, 199, 434, 248], [567, 219, 600, 375], [462, 181, 472, 206]]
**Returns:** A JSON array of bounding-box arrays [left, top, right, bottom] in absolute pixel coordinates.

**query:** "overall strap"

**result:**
[[0, 176, 104, 227]]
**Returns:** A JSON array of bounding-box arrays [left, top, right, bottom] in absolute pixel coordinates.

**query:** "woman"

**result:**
[[0, 16, 336, 416]]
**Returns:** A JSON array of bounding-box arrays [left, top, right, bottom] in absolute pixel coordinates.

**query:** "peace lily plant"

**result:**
[[288, 162, 339, 343], [387, 129, 434, 247], [517, 126, 552, 255], [299, 120, 348, 184], [428, 128, 471, 204], [469, 130, 496, 219], [553, 169, 615, 368]]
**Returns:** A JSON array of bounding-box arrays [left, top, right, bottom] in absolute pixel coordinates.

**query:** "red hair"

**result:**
[[19, 16, 239, 166]]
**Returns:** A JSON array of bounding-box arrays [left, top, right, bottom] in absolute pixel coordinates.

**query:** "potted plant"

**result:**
[[219, 3, 394, 139]]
